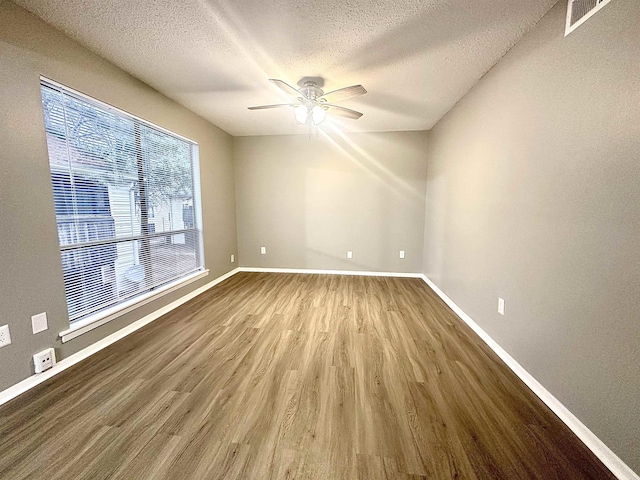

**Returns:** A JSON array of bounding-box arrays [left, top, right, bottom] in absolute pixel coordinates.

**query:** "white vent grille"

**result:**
[[565, 0, 613, 36]]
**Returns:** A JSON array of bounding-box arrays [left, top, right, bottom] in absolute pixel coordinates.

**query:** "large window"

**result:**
[[41, 79, 204, 325]]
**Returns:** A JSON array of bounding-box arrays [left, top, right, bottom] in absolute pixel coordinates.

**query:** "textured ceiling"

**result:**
[[16, 0, 557, 136]]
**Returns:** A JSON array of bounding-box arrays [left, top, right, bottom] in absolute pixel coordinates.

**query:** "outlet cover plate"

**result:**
[[34, 348, 56, 374], [347, 250, 353, 259], [32, 312, 48, 334], [0, 325, 11, 348], [498, 297, 505, 316]]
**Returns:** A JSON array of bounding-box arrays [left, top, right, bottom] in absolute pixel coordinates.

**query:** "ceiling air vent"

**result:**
[[565, 0, 613, 36]]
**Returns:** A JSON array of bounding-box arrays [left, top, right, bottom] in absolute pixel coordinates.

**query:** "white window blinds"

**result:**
[[40, 79, 204, 323]]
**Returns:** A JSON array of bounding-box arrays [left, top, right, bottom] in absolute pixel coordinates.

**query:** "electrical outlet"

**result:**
[[498, 297, 505, 316], [33, 348, 56, 374], [399, 250, 405, 259], [347, 250, 353, 259], [231, 254, 235, 263], [0, 325, 11, 348], [260, 246, 266, 255]]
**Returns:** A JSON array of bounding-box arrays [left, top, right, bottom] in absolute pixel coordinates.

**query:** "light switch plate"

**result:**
[[32, 312, 48, 334], [498, 297, 505, 316]]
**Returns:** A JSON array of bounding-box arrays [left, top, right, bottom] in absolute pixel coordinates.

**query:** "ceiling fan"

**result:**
[[248, 79, 367, 125]]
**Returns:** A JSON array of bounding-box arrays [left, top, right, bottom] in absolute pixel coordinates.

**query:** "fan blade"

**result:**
[[320, 85, 367, 103], [269, 79, 305, 99], [324, 104, 363, 119], [248, 104, 298, 110]]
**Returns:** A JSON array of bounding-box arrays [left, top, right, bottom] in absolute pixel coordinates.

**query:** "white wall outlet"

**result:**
[[31, 312, 48, 334], [260, 246, 266, 255], [231, 254, 235, 263], [347, 250, 353, 259], [498, 297, 505, 316], [0, 325, 11, 348], [33, 348, 56, 374], [399, 250, 405, 259]]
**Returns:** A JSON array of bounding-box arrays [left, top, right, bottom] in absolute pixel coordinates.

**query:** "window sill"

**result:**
[[59, 269, 209, 343]]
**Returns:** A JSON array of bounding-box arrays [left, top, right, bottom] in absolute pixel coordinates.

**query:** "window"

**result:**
[[41, 79, 204, 325]]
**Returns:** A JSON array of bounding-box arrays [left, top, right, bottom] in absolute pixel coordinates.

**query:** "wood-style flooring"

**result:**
[[0, 272, 615, 479]]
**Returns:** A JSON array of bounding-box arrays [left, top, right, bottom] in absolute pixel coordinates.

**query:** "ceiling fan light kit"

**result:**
[[294, 104, 327, 125], [311, 105, 326, 124], [249, 78, 366, 126], [294, 105, 307, 124]]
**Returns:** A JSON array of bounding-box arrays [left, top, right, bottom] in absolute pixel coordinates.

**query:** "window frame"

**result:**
[[40, 77, 207, 341]]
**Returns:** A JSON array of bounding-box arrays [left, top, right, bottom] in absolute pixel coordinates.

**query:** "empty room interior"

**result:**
[[0, 0, 638, 478]]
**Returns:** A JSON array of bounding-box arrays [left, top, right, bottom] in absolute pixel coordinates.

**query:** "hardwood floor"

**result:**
[[0, 272, 615, 479]]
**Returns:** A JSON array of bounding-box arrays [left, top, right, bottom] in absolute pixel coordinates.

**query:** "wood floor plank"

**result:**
[[0, 272, 616, 479]]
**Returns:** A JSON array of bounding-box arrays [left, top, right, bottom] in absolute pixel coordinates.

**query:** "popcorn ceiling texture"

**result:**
[[15, 0, 557, 136]]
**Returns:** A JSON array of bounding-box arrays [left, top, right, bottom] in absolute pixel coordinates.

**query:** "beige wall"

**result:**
[[423, 1, 640, 472], [0, 1, 237, 391], [234, 132, 428, 273]]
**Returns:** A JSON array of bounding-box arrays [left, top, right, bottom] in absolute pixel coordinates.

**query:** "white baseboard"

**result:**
[[420, 274, 639, 480], [0, 267, 240, 407], [238, 266, 423, 278]]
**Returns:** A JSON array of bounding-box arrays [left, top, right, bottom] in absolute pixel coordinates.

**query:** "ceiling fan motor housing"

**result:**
[[301, 81, 324, 102]]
